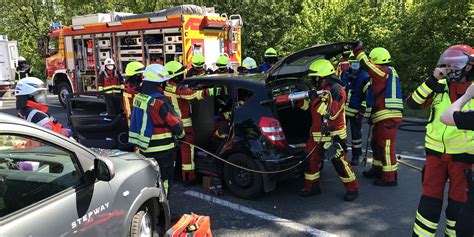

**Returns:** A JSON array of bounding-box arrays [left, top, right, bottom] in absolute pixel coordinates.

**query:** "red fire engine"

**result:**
[[38, 5, 242, 107]]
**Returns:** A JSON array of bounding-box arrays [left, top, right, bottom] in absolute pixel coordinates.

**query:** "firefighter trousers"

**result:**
[[303, 137, 358, 192], [347, 116, 363, 158], [412, 154, 470, 237], [143, 149, 176, 199], [180, 126, 196, 183], [369, 118, 401, 182]]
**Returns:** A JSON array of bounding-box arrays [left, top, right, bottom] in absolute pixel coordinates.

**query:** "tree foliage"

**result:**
[[0, 0, 471, 94]]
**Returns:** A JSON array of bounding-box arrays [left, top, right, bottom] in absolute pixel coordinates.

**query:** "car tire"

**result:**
[[130, 210, 153, 237], [223, 153, 263, 199], [57, 82, 71, 108]]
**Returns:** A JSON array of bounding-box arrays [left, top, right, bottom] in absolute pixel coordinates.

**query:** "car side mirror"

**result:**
[[94, 158, 115, 181]]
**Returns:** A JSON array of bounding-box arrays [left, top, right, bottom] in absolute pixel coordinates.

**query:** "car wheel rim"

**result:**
[[140, 212, 152, 237], [232, 162, 253, 188], [60, 88, 69, 104]]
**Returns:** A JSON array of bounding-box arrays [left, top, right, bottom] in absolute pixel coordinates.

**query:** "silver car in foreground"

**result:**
[[0, 113, 170, 237]]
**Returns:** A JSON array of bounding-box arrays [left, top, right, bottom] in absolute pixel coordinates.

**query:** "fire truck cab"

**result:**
[[38, 5, 242, 107]]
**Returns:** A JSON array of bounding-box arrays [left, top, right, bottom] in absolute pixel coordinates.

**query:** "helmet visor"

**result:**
[[437, 49, 469, 70]]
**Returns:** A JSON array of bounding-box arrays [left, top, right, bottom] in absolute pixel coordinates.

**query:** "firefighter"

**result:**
[[186, 54, 207, 78], [336, 51, 352, 76], [277, 59, 359, 201], [406, 44, 474, 237], [353, 44, 403, 186], [239, 57, 259, 73], [15, 56, 30, 84], [213, 55, 234, 74], [122, 61, 145, 127], [128, 64, 184, 197], [260, 48, 278, 73], [341, 54, 372, 166], [15, 77, 72, 137], [441, 83, 474, 237], [164, 60, 226, 184], [98, 58, 123, 95]]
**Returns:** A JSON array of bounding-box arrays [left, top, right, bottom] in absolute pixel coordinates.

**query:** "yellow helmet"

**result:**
[[143, 64, 170, 83], [308, 59, 335, 77], [164, 61, 185, 79], [216, 55, 229, 69], [125, 61, 145, 76], [192, 54, 205, 69], [264, 48, 277, 57], [369, 47, 391, 64]]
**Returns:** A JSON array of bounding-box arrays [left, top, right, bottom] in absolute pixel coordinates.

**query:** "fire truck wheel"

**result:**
[[58, 82, 71, 108]]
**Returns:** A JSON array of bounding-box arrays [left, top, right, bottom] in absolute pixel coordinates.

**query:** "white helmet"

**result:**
[[104, 58, 115, 65], [143, 64, 171, 83], [18, 56, 26, 62], [15, 77, 47, 96]]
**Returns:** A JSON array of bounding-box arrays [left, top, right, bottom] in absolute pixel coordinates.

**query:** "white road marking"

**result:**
[[184, 190, 338, 237], [346, 147, 426, 161]]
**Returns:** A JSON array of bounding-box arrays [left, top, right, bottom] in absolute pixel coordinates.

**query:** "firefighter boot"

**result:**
[[373, 173, 397, 186], [344, 191, 358, 202], [300, 183, 322, 197], [362, 168, 382, 179]]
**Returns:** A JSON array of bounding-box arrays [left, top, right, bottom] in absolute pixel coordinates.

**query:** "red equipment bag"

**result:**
[[165, 213, 212, 237]]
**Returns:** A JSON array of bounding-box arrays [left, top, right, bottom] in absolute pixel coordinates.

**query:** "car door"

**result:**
[[67, 92, 129, 150], [0, 124, 118, 237]]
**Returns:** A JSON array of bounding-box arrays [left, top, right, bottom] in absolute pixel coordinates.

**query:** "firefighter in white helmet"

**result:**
[[15, 77, 72, 137]]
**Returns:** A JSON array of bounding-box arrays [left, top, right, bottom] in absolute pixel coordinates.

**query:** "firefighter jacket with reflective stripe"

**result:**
[[98, 69, 123, 94], [129, 92, 184, 153], [298, 83, 347, 142], [407, 79, 474, 160], [18, 101, 70, 136], [355, 51, 403, 123], [341, 68, 372, 117], [164, 80, 210, 127], [122, 81, 140, 127]]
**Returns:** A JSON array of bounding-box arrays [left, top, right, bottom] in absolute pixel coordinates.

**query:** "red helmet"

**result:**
[[437, 44, 473, 81]]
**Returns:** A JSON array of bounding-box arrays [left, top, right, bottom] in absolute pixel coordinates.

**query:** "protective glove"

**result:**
[[308, 90, 319, 101], [425, 75, 444, 93], [323, 142, 343, 160], [208, 85, 227, 96]]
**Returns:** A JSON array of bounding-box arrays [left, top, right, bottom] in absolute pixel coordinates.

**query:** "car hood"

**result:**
[[266, 41, 357, 83], [90, 148, 144, 161]]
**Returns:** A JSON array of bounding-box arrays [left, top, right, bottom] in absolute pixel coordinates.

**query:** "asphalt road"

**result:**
[[0, 96, 449, 237]]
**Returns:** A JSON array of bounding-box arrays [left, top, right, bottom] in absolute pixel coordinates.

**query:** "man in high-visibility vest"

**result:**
[[164, 60, 226, 185], [353, 43, 403, 186], [122, 61, 145, 127], [340, 54, 372, 166], [129, 64, 184, 197], [407, 44, 474, 237], [186, 54, 207, 78], [239, 57, 259, 73]]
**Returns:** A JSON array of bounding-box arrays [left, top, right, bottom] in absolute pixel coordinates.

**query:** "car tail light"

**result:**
[[258, 117, 288, 148]]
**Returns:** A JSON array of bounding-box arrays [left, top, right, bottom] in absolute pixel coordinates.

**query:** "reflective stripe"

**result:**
[[352, 139, 362, 143], [352, 144, 363, 148], [371, 109, 402, 123], [316, 102, 328, 115], [142, 143, 175, 153], [357, 53, 385, 77], [123, 92, 132, 126], [304, 172, 320, 181], [416, 211, 438, 230], [26, 109, 39, 122], [413, 223, 435, 237], [418, 83, 433, 98], [339, 157, 356, 183], [383, 139, 397, 172], [36, 117, 51, 126], [445, 218, 456, 236], [151, 133, 173, 140], [300, 100, 310, 110], [412, 92, 426, 104], [182, 163, 195, 171], [312, 129, 347, 141], [182, 118, 192, 127], [330, 104, 345, 120], [163, 180, 169, 197], [372, 160, 383, 167]]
